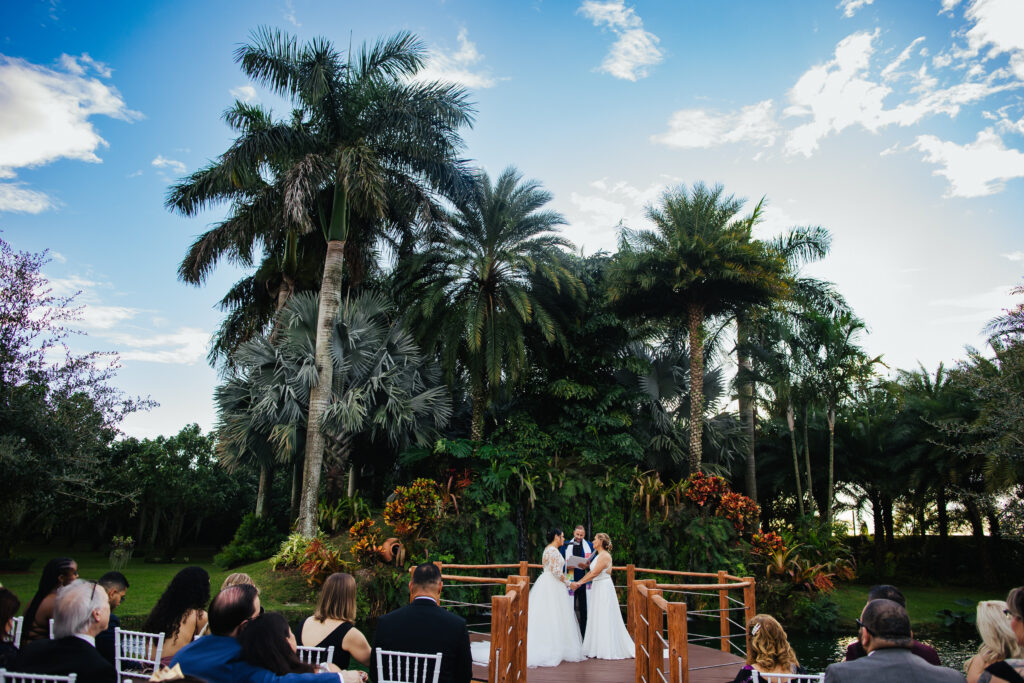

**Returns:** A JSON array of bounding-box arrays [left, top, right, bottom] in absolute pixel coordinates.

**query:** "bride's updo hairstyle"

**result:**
[[547, 528, 563, 543], [595, 533, 612, 552]]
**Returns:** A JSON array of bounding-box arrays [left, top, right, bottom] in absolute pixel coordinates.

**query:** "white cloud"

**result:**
[[1003, 251, 1024, 261], [283, 0, 300, 27], [113, 327, 209, 365], [0, 183, 54, 213], [578, 0, 663, 81], [50, 251, 67, 264], [80, 305, 139, 330], [415, 29, 499, 89], [127, 169, 143, 178], [152, 155, 185, 175], [562, 177, 676, 253], [0, 54, 139, 211], [881, 37, 926, 81], [838, 0, 874, 18], [939, 0, 963, 14], [229, 84, 258, 103], [651, 100, 779, 149], [930, 284, 1018, 325], [912, 128, 1024, 197]]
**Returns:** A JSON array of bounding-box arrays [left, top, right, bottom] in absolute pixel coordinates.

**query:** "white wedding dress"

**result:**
[[582, 556, 635, 659], [526, 546, 584, 667]]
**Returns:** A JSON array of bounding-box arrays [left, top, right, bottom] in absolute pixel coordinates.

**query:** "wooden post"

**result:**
[[743, 577, 756, 655], [626, 564, 636, 639], [519, 560, 528, 578], [490, 593, 508, 683], [511, 576, 528, 681], [718, 570, 729, 652], [667, 601, 688, 683], [648, 587, 664, 683], [635, 583, 648, 683]]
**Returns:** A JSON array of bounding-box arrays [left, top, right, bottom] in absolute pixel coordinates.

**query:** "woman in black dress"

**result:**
[[300, 573, 371, 669]]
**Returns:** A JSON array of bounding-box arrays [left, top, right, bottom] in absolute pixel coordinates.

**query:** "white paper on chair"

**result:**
[[471, 641, 491, 665], [566, 555, 588, 569]]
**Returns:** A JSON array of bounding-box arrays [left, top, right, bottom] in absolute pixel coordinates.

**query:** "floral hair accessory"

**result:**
[[751, 623, 761, 636]]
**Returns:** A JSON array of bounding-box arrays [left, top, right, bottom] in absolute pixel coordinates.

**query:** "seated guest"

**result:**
[[371, 563, 472, 683], [824, 599, 963, 682], [143, 566, 210, 664], [14, 579, 115, 683], [0, 587, 20, 666], [22, 556, 78, 641], [171, 584, 361, 683], [844, 584, 939, 665], [730, 614, 803, 682], [94, 570, 130, 664], [242, 611, 365, 682], [301, 573, 371, 669], [222, 572, 259, 593], [979, 587, 1024, 683], [965, 600, 1022, 683]]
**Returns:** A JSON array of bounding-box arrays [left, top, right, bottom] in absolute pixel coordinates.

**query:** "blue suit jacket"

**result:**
[[171, 634, 340, 683]]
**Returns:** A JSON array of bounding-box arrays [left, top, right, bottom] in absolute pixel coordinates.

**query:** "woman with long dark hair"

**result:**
[[142, 566, 210, 663], [22, 557, 77, 641], [240, 612, 316, 674]]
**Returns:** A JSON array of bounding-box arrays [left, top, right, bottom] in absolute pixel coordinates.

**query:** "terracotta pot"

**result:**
[[380, 538, 403, 563]]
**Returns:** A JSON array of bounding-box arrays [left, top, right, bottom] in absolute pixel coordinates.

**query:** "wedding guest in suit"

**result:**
[[978, 586, 1024, 683], [95, 571, 129, 664], [965, 600, 1022, 683], [844, 585, 939, 665], [824, 599, 964, 682], [0, 587, 20, 666], [301, 572, 371, 669], [371, 563, 472, 683], [22, 556, 78, 641], [560, 525, 593, 637], [15, 579, 115, 683]]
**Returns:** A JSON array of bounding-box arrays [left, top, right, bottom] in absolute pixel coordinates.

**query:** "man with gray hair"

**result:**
[[825, 599, 963, 682], [15, 579, 115, 683]]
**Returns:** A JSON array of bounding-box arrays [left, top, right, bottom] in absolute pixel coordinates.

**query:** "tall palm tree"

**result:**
[[406, 167, 585, 440], [608, 183, 788, 472], [230, 28, 475, 535]]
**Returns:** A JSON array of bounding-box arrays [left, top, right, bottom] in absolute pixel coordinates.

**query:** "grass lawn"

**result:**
[[0, 549, 317, 624], [831, 583, 1003, 628]]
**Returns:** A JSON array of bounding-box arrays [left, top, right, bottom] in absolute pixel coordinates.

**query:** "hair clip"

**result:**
[[751, 623, 761, 636]]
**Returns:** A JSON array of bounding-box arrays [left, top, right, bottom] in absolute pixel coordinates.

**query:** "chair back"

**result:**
[[750, 672, 824, 682], [0, 670, 78, 683], [114, 627, 166, 682], [47, 620, 53, 640], [375, 649, 443, 683], [296, 645, 335, 666], [8, 617, 22, 648]]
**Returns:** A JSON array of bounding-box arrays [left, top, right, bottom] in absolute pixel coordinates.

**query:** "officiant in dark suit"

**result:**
[[560, 525, 593, 636]]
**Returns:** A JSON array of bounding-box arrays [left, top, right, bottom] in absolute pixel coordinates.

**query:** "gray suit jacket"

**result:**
[[825, 647, 965, 683]]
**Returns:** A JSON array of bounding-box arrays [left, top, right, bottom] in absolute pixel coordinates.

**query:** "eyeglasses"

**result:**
[[855, 619, 875, 636]]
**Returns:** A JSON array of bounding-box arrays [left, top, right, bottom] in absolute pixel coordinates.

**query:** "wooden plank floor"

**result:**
[[470, 634, 745, 682]]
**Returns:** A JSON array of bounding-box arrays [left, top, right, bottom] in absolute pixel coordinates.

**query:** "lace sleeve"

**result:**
[[543, 547, 570, 585]]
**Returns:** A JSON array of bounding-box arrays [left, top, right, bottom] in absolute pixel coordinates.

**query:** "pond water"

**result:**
[[787, 632, 982, 674]]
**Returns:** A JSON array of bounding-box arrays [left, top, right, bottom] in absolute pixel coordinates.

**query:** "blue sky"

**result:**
[[1, 0, 1022, 438]]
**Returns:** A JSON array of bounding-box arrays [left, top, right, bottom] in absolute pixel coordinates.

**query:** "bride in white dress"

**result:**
[[570, 532, 635, 659], [526, 528, 584, 667]]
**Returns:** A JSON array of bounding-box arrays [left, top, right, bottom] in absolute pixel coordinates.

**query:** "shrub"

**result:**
[[349, 519, 383, 565], [683, 471, 730, 510], [299, 538, 343, 587], [715, 492, 760, 533], [270, 531, 327, 571], [214, 514, 285, 569], [383, 478, 443, 539]]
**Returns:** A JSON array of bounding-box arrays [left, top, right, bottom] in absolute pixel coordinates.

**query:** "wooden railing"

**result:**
[[425, 562, 755, 683]]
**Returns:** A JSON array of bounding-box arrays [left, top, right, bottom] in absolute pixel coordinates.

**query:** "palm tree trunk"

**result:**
[[737, 313, 757, 502], [825, 407, 836, 528], [299, 238, 346, 537], [936, 485, 949, 576], [802, 405, 815, 511], [255, 463, 270, 517], [290, 459, 301, 524], [786, 403, 804, 516], [687, 302, 705, 473], [471, 379, 485, 442]]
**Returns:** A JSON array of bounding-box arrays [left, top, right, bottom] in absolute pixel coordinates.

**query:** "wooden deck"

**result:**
[[469, 634, 745, 683]]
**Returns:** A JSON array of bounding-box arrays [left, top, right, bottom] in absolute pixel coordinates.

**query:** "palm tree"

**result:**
[[608, 183, 788, 472], [231, 28, 475, 535], [215, 291, 452, 517], [803, 312, 881, 527], [406, 167, 584, 440]]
